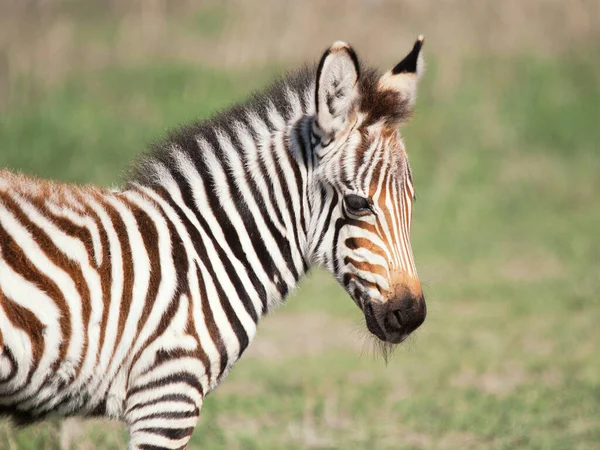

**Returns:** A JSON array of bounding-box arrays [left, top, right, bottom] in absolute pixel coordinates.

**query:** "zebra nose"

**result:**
[[384, 292, 426, 341]]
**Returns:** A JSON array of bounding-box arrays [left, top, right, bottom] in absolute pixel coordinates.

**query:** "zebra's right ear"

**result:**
[[313, 41, 360, 147], [378, 36, 425, 109]]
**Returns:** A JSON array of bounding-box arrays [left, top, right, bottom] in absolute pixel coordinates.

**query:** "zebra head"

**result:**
[[310, 37, 426, 345]]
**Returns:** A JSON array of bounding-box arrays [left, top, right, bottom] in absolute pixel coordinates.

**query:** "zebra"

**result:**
[[0, 37, 427, 448]]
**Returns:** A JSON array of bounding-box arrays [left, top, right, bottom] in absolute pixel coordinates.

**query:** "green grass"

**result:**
[[0, 49, 599, 449]]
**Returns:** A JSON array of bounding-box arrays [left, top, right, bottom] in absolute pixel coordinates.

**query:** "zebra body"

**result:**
[[0, 38, 427, 448]]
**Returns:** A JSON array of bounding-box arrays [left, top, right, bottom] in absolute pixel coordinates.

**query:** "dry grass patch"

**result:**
[[451, 364, 528, 397], [436, 430, 481, 449], [245, 312, 362, 360]]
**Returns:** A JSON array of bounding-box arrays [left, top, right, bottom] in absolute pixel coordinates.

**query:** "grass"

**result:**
[[1, 46, 599, 449]]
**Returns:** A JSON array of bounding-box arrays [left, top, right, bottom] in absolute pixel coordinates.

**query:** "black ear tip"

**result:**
[[391, 36, 424, 75], [415, 35, 425, 51]]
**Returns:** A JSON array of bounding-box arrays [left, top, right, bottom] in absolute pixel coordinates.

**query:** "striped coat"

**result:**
[[0, 37, 427, 449]]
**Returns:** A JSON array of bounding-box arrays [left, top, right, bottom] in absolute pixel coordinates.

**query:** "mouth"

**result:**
[[364, 303, 388, 341]]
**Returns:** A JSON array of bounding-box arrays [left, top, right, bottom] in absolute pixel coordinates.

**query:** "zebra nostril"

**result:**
[[385, 294, 426, 337], [383, 309, 404, 334], [393, 310, 404, 329]]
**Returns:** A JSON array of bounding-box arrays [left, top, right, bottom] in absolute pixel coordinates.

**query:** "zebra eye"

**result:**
[[344, 194, 372, 216]]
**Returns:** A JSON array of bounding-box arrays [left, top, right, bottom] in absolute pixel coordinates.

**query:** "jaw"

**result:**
[[362, 308, 404, 364], [343, 280, 396, 343]]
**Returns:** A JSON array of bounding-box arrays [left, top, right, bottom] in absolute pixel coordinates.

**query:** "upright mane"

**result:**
[[126, 64, 316, 187], [125, 61, 388, 188]]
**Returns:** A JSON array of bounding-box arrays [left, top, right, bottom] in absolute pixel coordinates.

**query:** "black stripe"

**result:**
[[126, 393, 196, 414], [128, 372, 203, 397], [156, 191, 249, 358], [175, 156, 259, 322], [314, 189, 337, 250], [137, 426, 195, 441], [269, 140, 305, 276], [194, 261, 229, 380], [132, 409, 199, 422], [332, 217, 345, 276]]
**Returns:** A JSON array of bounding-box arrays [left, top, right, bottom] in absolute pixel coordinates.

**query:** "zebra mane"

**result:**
[[126, 64, 317, 187]]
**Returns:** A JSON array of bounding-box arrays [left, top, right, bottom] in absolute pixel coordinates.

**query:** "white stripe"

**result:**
[[45, 200, 104, 266], [189, 135, 293, 302], [136, 184, 223, 391], [132, 357, 205, 389], [214, 131, 290, 305], [0, 256, 62, 403], [94, 195, 151, 403], [130, 432, 192, 449], [147, 165, 244, 364], [85, 196, 125, 405], [128, 294, 199, 383], [270, 130, 308, 271], [126, 401, 197, 423], [12, 194, 104, 397], [343, 262, 390, 292], [124, 190, 178, 358], [285, 87, 303, 122], [126, 382, 202, 411], [129, 416, 198, 433], [266, 100, 286, 130], [171, 146, 258, 337], [235, 122, 287, 237], [0, 301, 33, 393], [0, 201, 85, 383]]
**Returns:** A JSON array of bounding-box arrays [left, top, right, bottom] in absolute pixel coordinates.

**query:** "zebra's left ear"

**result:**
[[378, 36, 425, 108], [313, 41, 360, 147]]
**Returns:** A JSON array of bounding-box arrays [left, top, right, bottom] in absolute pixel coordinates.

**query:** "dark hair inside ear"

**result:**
[[358, 68, 412, 126], [313, 42, 361, 142]]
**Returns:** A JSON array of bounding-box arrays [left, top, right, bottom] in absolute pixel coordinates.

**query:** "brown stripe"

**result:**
[[342, 273, 381, 294], [84, 193, 113, 371], [99, 195, 135, 363], [366, 151, 384, 194], [377, 170, 397, 245], [343, 256, 388, 280], [126, 190, 210, 385], [45, 201, 97, 269], [345, 218, 378, 235], [125, 195, 162, 356], [0, 284, 45, 384], [23, 193, 93, 378], [0, 194, 71, 370], [344, 237, 386, 259]]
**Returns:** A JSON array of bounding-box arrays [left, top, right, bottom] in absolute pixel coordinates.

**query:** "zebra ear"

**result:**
[[313, 41, 360, 146], [378, 36, 425, 107]]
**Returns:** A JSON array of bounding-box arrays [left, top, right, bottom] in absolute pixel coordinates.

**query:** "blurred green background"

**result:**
[[1, 1, 599, 449]]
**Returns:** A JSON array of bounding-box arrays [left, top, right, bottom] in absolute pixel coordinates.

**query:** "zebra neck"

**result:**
[[131, 118, 318, 320]]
